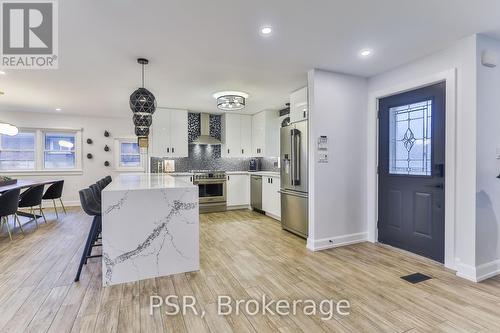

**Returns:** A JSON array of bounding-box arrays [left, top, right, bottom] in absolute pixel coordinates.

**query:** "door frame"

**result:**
[[367, 69, 457, 270]]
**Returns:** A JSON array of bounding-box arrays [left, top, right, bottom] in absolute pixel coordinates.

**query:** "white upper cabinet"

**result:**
[[290, 87, 308, 123], [151, 109, 188, 158], [251, 111, 279, 158], [222, 114, 252, 157], [240, 115, 252, 156]]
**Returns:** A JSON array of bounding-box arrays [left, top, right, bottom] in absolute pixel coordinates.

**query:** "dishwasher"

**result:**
[[250, 175, 262, 211]]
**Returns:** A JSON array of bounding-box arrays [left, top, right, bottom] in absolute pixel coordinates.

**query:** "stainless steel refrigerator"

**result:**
[[280, 120, 308, 238]]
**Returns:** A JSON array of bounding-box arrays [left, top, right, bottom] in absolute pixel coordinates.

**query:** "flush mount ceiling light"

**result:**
[[213, 91, 249, 111], [260, 26, 273, 36], [359, 49, 373, 57], [0, 122, 18, 136], [130, 58, 156, 144]]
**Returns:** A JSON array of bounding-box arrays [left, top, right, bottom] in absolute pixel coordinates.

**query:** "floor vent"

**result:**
[[401, 273, 432, 284]]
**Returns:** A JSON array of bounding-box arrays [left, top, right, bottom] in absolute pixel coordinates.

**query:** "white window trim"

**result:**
[[0, 127, 83, 174], [114, 137, 144, 172]]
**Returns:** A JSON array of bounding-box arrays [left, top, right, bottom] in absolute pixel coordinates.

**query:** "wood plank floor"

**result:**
[[0, 208, 499, 332]]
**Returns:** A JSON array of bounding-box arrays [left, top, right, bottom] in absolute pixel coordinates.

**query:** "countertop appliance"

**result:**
[[250, 175, 262, 211], [280, 120, 308, 238], [192, 170, 226, 213], [248, 158, 261, 172]]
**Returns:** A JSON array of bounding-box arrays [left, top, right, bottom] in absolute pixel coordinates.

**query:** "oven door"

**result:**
[[196, 180, 226, 203]]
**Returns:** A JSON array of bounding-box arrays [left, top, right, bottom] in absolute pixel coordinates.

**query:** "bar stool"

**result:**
[[18, 185, 46, 227], [0, 189, 23, 240], [75, 188, 102, 282], [42, 180, 66, 218]]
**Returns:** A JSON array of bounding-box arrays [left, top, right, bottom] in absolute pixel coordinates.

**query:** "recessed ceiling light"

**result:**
[[360, 49, 372, 57], [55, 108, 62, 111], [260, 26, 273, 36], [0, 70, 5, 75]]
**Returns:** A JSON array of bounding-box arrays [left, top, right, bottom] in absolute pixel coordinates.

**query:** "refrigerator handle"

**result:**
[[290, 129, 295, 186], [294, 130, 301, 185]]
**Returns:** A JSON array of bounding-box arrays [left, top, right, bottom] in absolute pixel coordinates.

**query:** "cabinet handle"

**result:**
[[228, 149, 230, 154], [228, 175, 230, 180], [167, 147, 170, 153], [271, 178, 273, 184], [172, 147, 175, 153], [242, 149, 244, 154], [303, 111, 306, 118], [190, 176, 192, 182]]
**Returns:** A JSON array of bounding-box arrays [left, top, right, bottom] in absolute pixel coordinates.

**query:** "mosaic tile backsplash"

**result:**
[[151, 145, 279, 173]]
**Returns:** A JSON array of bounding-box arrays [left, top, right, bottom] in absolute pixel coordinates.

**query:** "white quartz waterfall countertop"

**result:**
[[103, 173, 196, 191], [101, 173, 199, 286]]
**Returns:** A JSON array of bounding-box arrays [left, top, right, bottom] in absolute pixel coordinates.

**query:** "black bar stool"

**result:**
[[18, 185, 46, 227], [75, 188, 102, 282], [0, 189, 23, 240], [42, 180, 66, 218]]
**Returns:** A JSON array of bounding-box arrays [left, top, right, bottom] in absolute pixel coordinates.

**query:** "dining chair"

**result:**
[[0, 189, 23, 240], [42, 180, 66, 218], [18, 184, 46, 227]]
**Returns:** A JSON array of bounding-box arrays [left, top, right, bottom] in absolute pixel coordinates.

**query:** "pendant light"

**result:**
[[130, 58, 156, 147]]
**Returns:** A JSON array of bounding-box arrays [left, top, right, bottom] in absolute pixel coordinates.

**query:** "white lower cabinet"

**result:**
[[262, 176, 281, 219], [172, 175, 193, 183], [227, 174, 250, 207]]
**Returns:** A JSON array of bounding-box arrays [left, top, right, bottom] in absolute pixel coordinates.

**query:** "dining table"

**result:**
[[0, 179, 63, 220]]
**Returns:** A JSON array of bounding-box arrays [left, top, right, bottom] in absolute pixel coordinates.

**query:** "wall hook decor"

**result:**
[[104, 145, 110, 152], [86, 138, 93, 144], [87, 153, 93, 159], [104, 130, 110, 137], [104, 161, 110, 167]]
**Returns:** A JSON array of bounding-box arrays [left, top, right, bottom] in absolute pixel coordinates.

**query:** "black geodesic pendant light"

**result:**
[[130, 58, 156, 147]]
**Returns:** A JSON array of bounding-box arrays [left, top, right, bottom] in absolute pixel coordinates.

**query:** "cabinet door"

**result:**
[[290, 87, 308, 123], [240, 115, 252, 156], [172, 175, 193, 183], [270, 177, 281, 218], [151, 110, 171, 157], [252, 112, 265, 156], [227, 174, 249, 206], [170, 110, 188, 157], [223, 114, 241, 157], [262, 177, 272, 213]]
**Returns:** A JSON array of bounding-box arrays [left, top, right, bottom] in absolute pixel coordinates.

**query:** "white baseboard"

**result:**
[[265, 212, 281, 221], [456, 259, 500, 282], [306, 232, 367, 251], [226, 205, 251, 211], [63, 200, 81, 207]]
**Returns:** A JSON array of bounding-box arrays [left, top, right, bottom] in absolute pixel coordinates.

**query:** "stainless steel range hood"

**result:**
[[190, 113, 221, 145]]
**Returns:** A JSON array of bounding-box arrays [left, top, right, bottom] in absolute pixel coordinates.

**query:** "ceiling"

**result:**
[[1, 0, 500, 117]]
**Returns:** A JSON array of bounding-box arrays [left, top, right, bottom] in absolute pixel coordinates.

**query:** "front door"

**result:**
[[378, 82, 445, 263]]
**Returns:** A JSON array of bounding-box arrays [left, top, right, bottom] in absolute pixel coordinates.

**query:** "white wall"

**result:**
[[0, 110, 135, 205], [367, 35, 479, 279], [475, 35, 500, 277], [307, 69, 368, 250]]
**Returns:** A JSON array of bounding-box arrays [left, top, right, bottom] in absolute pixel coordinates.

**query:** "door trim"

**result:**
[[367, 69, 457, 270]]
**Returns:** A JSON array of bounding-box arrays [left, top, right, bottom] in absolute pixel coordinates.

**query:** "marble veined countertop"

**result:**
[[103, 173, 196, 192]]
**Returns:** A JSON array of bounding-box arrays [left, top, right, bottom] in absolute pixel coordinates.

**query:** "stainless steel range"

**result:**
[[191, 170, 227, 213]]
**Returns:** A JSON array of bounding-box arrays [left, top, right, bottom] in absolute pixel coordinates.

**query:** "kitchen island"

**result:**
[[101, 173, 199, 286]]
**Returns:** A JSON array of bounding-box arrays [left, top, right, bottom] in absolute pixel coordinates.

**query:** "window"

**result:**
[[0, 131, 36, 170], [0, 128, 81, 172], [389, 100, 432, 176], [44, 132, 76, 169], [114, 138, 143, 171]]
